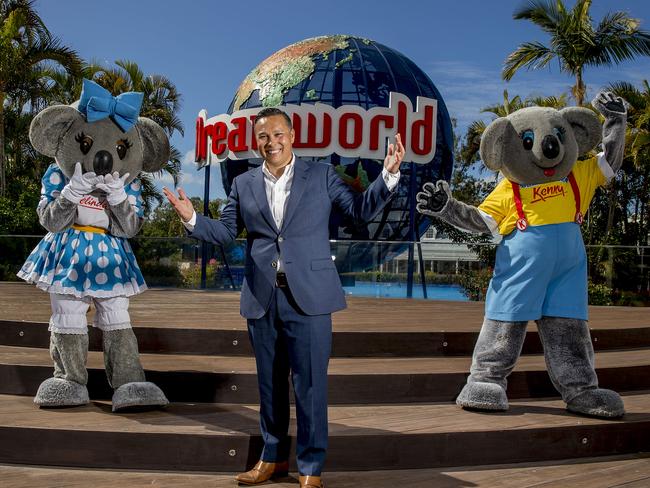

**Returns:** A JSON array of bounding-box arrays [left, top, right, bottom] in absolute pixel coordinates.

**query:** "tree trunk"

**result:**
[[574, 70, 586, 106], [0, 94, 5, 198]]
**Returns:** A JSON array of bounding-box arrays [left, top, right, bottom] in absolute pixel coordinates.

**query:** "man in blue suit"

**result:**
[[164, 108, 404, 488]]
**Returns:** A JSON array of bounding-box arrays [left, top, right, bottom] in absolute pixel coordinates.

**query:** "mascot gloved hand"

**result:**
[[417, 91, 627, 419], [18, 79, 170, 412]]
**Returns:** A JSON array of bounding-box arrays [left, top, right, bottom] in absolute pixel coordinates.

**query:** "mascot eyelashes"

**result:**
[[417, 91, 627, 418], [18, 79, 169, 411]]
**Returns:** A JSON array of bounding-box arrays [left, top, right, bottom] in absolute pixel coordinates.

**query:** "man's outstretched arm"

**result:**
[[329, 134, 405, 222], [163, 180, 242, 245]]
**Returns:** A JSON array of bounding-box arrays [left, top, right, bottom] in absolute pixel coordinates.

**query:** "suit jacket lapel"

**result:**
[[250, 166, 279, 233], [281, 158, 310, 233]]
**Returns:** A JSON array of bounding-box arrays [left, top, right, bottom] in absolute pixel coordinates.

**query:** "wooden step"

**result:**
[[2, 345, 649, 403], [2, 454, 650, 487], [1, 393, 649, 471], [2, 283, 648, 357], [4, 320, 650, 358]]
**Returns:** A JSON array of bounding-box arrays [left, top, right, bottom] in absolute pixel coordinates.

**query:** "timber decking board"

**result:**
[[1, 344, 650, 374], [1, 392, 650, 435], [1, 454, 650, 488], [1, 282, 648, 332]]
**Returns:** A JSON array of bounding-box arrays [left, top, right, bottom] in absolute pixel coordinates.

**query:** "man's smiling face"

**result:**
[[254, 114, 295, 171]]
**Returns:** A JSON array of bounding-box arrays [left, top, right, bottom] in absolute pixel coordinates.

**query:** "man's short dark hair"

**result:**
[[254, 107, 292, 129]]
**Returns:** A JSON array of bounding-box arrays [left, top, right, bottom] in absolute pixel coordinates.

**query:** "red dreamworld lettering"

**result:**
[[339, 113, 363, 149], [212, 121, 228, 155], [411, 105, 434, 155], [293, 113, 332, 149], [249, 115, 258, 150], [227, 117, 248, 152], [195, 92, 438, 166], [195, 116, 207, 161], [369, 115, 394, 150]]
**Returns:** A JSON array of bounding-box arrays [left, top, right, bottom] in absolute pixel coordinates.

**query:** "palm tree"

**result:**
[[90, 60, 184, 214], [606, 80, 650, 247], [0, 0, 81, 196], [502, 0, 650, 105]]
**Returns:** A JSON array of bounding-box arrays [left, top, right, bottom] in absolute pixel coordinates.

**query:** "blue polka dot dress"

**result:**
[[18, 164, 148, 298]]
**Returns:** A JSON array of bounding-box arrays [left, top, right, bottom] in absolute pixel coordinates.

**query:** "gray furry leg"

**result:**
[[34, 332, 90, 407], [536, 316, 624, 418], [103, 328, 168, 411], [456, 319, 528, 411]]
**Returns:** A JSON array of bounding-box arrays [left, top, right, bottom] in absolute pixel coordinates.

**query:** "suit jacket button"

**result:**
[[278, 236, 284, 242], [271, 261, 278, 269]]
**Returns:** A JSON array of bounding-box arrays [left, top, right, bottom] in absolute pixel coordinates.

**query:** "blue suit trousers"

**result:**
[[247, 285, 332, 476]]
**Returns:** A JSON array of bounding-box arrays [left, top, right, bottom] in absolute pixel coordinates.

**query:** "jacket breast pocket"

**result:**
[[311, 258, 335, 271]]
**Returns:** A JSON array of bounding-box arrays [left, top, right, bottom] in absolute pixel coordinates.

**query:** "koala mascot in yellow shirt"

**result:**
[[416, 91, 627, 418]]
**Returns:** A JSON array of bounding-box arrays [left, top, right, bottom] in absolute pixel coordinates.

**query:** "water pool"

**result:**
[[343, 281, 468, 301]]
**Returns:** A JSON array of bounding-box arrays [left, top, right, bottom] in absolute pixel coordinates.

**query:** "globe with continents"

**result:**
[[221, 35, 453, 269]]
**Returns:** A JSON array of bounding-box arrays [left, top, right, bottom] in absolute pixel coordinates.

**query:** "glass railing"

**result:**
[[1, 235, 648, 306]]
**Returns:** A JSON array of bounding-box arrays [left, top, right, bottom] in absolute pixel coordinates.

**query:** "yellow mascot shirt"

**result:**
[[478, 154, 614, 236]]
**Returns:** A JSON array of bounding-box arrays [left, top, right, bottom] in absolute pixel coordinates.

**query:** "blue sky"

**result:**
[[37, 0, 650, 198]]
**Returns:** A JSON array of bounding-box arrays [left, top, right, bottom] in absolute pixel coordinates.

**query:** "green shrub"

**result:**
[[457, 268, 493, 301], [588, 280, 613, 306], [139, 262, 184, 287]]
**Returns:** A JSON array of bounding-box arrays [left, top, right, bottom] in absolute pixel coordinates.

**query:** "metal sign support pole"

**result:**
[[200, 163, 211, 289]]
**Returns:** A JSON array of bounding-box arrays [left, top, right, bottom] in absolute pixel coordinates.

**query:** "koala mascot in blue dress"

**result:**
[[18, 79, 169, 411], [417, 91, 627, 418]]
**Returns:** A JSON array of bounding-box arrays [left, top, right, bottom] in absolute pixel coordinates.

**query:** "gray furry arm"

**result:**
[[416, 181, 491, 234], [438, 198, 492, 234], [37, 196, 77, 233], [592, 91, 627, 173], [108, 199, 143, 238], [601, 113, 626, 173]]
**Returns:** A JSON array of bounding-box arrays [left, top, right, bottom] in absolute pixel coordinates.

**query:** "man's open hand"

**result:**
[[163, 187, 195, 222], [384, 133, 406, 174]]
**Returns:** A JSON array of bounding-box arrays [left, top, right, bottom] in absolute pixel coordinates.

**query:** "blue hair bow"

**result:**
[[77, 79, 144, 132]]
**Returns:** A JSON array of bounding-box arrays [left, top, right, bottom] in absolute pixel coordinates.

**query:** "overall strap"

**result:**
[[510, 181, 528, 231], [567, 171, 584, 225]]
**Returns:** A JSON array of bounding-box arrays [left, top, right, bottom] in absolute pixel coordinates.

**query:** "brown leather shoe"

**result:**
[[299, 475, 324, 488], [235, 460, 289, 485]]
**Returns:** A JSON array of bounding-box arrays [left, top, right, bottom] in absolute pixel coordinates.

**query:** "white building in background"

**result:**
[[385, 226, 481, 274]]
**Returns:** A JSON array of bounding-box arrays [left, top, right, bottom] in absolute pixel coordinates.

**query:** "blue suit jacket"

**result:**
[[189, 158, 394, 319]]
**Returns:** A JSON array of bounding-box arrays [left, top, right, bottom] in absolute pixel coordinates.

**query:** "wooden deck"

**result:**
[[2, 282, 647, 331], [0, 281, 649, 476], [2, 454, 650, 488]]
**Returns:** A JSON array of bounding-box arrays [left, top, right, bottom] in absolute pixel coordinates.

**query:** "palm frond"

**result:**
[[502, 41, 554, 81], [512, 0, 563, 34]]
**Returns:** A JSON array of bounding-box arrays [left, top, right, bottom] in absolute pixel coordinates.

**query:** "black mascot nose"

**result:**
[[93, 150, 113, 175], [542, 134, 560, 159]]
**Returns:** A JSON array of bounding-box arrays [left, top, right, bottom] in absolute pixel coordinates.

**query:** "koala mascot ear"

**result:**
[[560, 107, 602, 155], [136, 118, 171, 173], [479, 117, 519, 171], [29, 105, 85, 157]]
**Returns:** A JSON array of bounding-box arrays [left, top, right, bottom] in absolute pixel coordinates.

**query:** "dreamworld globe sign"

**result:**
[[195, 35, 453, 270]]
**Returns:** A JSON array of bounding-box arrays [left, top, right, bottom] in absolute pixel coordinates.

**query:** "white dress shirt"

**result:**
[[183, 154, 400, 270]]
